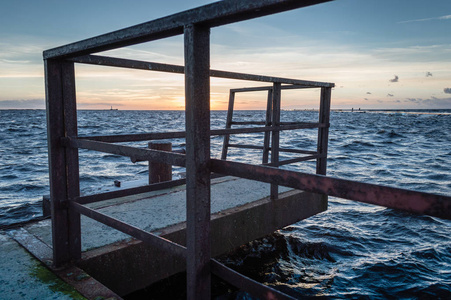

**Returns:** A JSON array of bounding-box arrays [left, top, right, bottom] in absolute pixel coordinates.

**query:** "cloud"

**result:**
[[404, 97, 451, 107], [444, 88, 451, 94], [372, 45, 451, 64], [426, 72, 433, 77], [387, 93, 394, 97], [399, 14, 451, 24], [0, 99, 44, 109], [389, 75, 399, 83]]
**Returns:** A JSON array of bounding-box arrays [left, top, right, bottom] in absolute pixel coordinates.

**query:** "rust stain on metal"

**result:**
[[210, 159, 451, 220]]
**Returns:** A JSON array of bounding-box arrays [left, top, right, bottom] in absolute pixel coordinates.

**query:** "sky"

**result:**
[[0, 0, 450, 110]]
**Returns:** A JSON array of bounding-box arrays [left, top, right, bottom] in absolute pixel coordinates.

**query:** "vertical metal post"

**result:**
[[270, 83, 281, 200], [221, 90, 235, 160], [262, 88, 273, 164], [45, 59, 81, 267], [316, 87, 332, 175], [184, 23, 211, 300], [148, 142, 172, 184]]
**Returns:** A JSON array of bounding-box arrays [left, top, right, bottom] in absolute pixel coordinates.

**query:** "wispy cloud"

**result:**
[[404, 97, 451, 107], [406, 98, 421, 103], [399, 14, 451, 24], [0, 99, 44, 109], [372, 45, 450, 63]]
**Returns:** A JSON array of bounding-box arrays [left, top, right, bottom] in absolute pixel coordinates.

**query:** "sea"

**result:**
[[0, 109, 450, 298]]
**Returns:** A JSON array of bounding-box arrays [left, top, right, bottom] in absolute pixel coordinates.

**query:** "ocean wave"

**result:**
[[1, 109, 450, 298], [0, 201, 43, 227]]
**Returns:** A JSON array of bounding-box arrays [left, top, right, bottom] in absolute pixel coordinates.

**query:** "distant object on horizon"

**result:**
[[110, 106, 118, 111]]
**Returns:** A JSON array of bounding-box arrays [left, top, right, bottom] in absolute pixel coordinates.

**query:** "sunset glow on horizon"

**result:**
[[1, 0, 450, 110]]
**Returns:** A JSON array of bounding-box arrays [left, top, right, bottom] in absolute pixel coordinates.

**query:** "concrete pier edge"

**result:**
[[1, 177, 327, 297]]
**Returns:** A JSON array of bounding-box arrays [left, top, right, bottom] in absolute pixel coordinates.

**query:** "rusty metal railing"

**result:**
[[44, 1, 450, 299], [221, 85, 327, 166]]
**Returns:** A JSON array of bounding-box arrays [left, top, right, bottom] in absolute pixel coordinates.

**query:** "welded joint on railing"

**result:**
[[60, 136, 74, 147]]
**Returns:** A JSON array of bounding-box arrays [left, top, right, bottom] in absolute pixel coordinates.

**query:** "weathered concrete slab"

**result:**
[[25, 177, 292, 251], [76, 178, 327, 295], [77, 188, 327, 296], [17, 177, 327, 296]]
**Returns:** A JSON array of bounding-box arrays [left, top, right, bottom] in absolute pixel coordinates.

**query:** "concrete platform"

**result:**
[[0, 232, 86, 300], [4, 176, 327, 297]]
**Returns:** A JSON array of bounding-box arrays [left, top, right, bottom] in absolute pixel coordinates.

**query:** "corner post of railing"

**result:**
[[221, 90, 235, 160], [270, 82, 281, 200], [262, 88, 273, 164], [45, 58, 81, 267], [316, 87, 332, 175], [184, 23, 211, 299]]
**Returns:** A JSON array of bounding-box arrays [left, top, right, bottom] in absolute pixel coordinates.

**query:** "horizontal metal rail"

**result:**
[[220, 122, 325, 130], [277, 154, 322, 165], [231, 121, 267, 125], [76, 173, 225, 205], [79, 123, 326, 143], [64, 138, 186, 167], [76, 178, 187, 205], [279, 148, 317, 155], [211, 259, 295, 300], [71, 55, 183, 74], [228, 143, 263, 150], [211, 69, 334, 87], [71, 202, 186, 258], [230, 86, 271, 93], [230, 84, 315, 93], [79, 131, 187, 143], [210, 159, 451, 220], [70, 55, 334, 87], [225, 144, 318, 156], [43, 0, 334, 60], [231, 121, 317, 126]]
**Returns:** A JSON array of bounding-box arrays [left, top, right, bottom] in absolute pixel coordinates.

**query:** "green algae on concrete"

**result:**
[[29, 259, 87, 300], [0, 232, 86, 300]]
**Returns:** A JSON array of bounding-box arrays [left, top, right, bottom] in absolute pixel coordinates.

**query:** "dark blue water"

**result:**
[[1, 109, 450, 298]]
